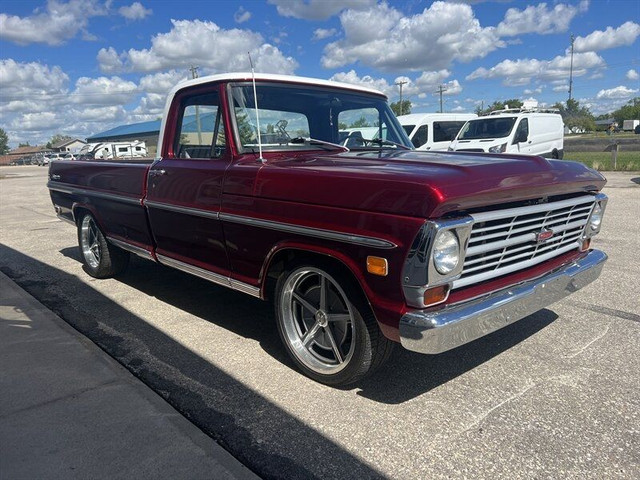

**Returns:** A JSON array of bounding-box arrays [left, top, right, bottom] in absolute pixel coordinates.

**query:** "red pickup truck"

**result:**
[[48, 73, 608, 385]]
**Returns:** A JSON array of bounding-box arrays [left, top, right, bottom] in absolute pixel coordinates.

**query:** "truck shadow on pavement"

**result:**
[[56, 246, 558, 405], [1, 244, 386, 480]]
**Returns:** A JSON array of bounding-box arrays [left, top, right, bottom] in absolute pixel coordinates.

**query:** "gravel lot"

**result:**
[[1, 165, 638, 479]]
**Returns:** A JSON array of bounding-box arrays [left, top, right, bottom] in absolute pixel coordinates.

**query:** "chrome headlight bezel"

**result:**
[[584, 193, 608, 238], [402, 217, 473, 308]]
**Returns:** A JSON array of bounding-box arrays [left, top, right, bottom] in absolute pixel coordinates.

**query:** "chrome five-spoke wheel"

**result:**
[[280, 267, 356, 374], [275, 264, 393, 385], [76, 212, 129, 278], [80, 215, 102, 269]]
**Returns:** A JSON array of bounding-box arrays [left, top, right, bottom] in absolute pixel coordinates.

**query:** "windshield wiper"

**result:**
[[365, 138, 411, 150], [289, 137, 349, 152]]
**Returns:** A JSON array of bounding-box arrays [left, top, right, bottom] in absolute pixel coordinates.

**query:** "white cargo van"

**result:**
[[449, 108, 564, 158], [397, 113, 477, 150]]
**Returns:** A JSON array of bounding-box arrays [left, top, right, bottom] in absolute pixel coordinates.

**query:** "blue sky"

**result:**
[[1, 0, 638, 147]]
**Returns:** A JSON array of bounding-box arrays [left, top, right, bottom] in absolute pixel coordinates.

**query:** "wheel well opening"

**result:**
[[264, 249, 363, 303]]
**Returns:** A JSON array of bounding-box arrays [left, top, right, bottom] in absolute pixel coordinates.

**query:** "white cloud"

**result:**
[[627, 69, 639, 81], [328, 69, 464, 103], [322, 1, 503, 71], [596, 86, 639, 100], [268, 0, 376, 20], [75, 106, 127, 122], [234, 6, 251, 24], [553, 84, 569, 92], [138, 70, 188, 95], [119, 2, 152, 21], [97, 19, 298, 74], [329, 70, 394, 96], [523, 87, 543, 95], [70, 77, 138, 105], [496, 1, 589, 37], [573, 22, 640, 53], [467, 52, 605, 86], [0, 0, 108, 46], [312, 28, 337, 41], [0, 59, 69, 103], [10, 112, 59, 131], [96, 47, 126, 74]]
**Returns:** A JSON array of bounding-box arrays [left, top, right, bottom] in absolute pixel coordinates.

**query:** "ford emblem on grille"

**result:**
[[536, 228, 554, 243]]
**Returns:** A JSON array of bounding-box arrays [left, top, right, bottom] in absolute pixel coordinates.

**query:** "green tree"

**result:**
[[390, 100, 412, 116], [349, 116, 371, 128], [611, 98, 640, 125], [46, 134, 73, 149], [18, 141, 31, 147], [338, 122, 348, 130], [0, 128, 9, 154], [553, 99, 596, 132]]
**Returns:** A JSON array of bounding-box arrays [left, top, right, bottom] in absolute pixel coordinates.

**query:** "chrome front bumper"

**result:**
[[399, 249, 607, 354]]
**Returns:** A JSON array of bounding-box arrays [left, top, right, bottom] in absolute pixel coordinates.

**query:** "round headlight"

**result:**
[[590, 203, 602, 231], [433, 230, 460, 275]]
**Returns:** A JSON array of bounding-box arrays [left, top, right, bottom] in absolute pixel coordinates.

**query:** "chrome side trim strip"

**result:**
[[48, 181, 141, 206], [144, 200, 220, 220], [156, 254, 261, 298], [219, 213, 397, 249], [106, 237, 154, 260], [400, 249, 607, 354]]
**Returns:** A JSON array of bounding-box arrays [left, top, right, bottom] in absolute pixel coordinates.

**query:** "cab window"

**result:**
[[175, 92, 226, 159]]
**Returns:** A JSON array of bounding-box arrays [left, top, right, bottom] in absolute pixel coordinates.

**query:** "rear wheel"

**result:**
[[77, 213, 129, 278], [275, 264, 393, 386]]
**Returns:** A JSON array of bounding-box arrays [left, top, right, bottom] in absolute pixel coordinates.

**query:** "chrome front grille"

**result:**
[[453, 195, 596, 289]]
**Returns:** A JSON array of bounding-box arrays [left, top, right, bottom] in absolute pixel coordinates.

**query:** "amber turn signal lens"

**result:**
[[423, 285, 450, 306], [581, 238, 591, 251], [366, 256, 388, 276]]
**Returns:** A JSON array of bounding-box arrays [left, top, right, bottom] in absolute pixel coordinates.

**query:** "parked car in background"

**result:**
[[449, 108, 564, 159], [62, 152, 76, 161], [398, 113, 477, 150]]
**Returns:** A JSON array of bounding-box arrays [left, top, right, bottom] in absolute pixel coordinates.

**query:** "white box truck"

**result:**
[[622, 119, 639, 131], [449, 108, 564, 159]]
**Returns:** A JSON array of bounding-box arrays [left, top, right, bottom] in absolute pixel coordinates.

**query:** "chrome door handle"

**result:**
[[149, 169, 166, 177], [51, 174, 61, 180]]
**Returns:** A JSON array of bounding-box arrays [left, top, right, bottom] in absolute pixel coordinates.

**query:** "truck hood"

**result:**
[[251, 150, 606, 218]]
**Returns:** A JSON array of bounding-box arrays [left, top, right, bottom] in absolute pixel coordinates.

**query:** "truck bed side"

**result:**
[[48, 159, 155, 256]]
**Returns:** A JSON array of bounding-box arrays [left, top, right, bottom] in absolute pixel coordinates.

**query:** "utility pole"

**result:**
[[189, 65, 202, 144], [568, 34, 575, 102], [435, 85, 447, 113], [395, 80, 408, 115]]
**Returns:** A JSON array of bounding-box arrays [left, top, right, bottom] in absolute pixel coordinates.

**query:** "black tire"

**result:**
[[274, 263, 393, 386], [77, 213, 129, 278]]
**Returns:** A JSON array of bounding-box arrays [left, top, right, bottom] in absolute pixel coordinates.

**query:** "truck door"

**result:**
[[145, 87, 232, 277]]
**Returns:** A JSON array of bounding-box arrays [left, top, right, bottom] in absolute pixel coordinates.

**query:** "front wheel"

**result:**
[[275, 265, 393, 386], [77, 213, 129, 278]]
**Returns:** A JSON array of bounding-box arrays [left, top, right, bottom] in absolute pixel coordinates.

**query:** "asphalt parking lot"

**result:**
[[1, 165, 638, 479]]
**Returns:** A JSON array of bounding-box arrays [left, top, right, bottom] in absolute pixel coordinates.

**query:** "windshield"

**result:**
[[230, 83, 412, 151], [458, 117, 517, 140]]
